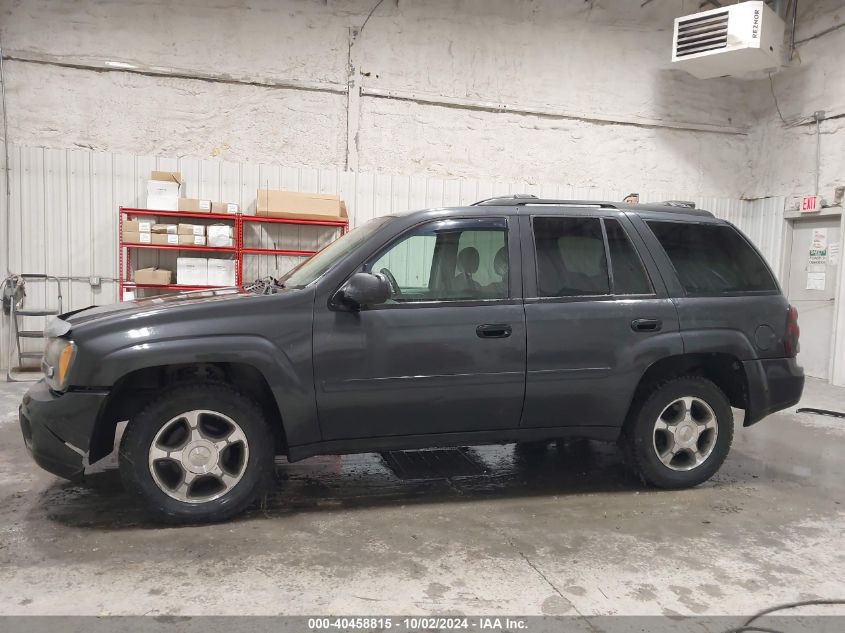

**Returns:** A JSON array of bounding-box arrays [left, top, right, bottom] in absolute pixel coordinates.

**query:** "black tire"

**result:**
[[119, 383, 274, 523], [622, 376, 733, 489]]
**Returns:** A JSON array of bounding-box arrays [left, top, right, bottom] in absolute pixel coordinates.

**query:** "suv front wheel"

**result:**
[[119, 383, 274, 523], [623, 377, 734, 489]]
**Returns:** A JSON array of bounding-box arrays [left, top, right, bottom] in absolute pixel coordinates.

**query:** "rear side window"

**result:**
[[533, 217, 609, 297], [604, 219, 652, 295], [648, 221, 777, 294]]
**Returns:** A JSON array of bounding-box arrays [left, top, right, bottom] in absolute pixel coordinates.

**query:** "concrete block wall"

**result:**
[[746, 0, 845, 206], [1, 0, 841, 205], [0, 0, 753, 199]]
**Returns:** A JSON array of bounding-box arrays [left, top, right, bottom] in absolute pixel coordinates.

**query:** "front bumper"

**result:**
[[742, 357, 805, 426], [19, 380, 108, 481]]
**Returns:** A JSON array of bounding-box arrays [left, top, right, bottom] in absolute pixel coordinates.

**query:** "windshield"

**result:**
[[279, 216, 395, 288]]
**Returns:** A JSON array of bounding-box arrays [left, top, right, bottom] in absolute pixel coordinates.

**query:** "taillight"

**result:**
[[785, 305, 800, 357]]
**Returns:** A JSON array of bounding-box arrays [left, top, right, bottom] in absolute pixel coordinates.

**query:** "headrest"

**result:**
[[493, 247, 508, 277], [457, 247, 480, 275]]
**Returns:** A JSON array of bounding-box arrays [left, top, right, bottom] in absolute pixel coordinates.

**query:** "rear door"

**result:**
[[520, 211, 681, 430]]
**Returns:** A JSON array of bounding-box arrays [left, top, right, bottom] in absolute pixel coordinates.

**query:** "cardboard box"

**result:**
[[256, 189, 347, 221], [123, 231, 152, 245], [207, 224, 234, 248], [211, 201, 240, 215], [134, 267, 172, 285], [124, 218, 156, 233], [147, 172, 182, 211], [178, 234, 206, 246], [177, 257, 208, 286], [207, 258, 236, 286], [124, 230, 200, 246], [151, 171, 182, 185], [151, 233, 180, 246], [178, 223, 206, 236], [178, 198, 212, 213], [151, 223, 178, 234]]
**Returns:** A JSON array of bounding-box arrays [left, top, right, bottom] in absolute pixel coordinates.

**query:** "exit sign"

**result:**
[[801, 195, 820, 213]]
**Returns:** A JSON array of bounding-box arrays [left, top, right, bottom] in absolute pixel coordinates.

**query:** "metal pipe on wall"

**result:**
[[814, 114, 822, 197], [0, 44, 11, 277]]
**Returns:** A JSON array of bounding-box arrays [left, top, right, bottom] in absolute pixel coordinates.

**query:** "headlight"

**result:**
[[43, 338, 77, 391]]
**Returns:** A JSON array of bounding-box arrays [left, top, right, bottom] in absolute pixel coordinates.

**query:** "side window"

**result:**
[[456, 229, 507, 288], [533, 217, 609, 297], [648, 221, 777, 294], [371, 233, 437, 292], [604, 219, 653, 295], [368, 219, 509, 302]]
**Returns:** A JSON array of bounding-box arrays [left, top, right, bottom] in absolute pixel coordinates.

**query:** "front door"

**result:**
[[520, 213, 681, 429], [313, 216, 526, 440]]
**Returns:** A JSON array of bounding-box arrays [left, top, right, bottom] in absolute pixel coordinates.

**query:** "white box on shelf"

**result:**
[[146, 172, 181, 211], [176, 257, 208, 286], [207, 224, 235, 247], [207, 258, 236, 286]]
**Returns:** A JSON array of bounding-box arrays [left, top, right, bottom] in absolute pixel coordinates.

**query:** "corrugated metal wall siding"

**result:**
[[1, 144, 786, 369]]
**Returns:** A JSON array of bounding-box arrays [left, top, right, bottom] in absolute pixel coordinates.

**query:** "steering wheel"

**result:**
[[379, 268, 400, 296]]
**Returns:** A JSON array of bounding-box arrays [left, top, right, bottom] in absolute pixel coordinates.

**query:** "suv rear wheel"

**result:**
[[119, 383, 274, 523], [623, 376, 733, 489]]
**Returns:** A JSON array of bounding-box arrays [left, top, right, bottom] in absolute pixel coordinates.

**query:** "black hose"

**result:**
[[722, 599, 845, 633], [796, 407, 845, 419]]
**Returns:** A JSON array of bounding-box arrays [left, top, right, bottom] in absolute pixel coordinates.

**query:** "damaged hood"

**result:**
[[57, 287, 261, 331]]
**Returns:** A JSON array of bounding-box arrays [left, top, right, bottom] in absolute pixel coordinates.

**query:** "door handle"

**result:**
[[631, 318, 662, 332], [476, 323, 512, 339]]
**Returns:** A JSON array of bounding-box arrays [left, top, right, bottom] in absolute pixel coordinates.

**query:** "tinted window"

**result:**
[[533, 217, 609, 297], [605, 219, 652, 295], [368, 219, 508, 302], [648, 221, 777, 294]]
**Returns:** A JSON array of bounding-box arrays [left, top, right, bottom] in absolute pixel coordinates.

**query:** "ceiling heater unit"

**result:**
[[671, 1, 784, 79]]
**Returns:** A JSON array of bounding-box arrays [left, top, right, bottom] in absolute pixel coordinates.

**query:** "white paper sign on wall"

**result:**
[[808, 227, 828, 267], [829, 242, 840, 267], [806, 272, 826, 290]]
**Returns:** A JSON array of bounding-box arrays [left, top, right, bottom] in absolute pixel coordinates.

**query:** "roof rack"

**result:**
[[471, 195, 619, 209]]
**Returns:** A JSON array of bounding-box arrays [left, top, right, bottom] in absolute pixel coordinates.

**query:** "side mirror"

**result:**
[[335, 272, 391, 310]]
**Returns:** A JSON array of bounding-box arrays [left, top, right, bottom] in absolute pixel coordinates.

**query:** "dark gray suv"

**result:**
[[19, 196, 804, 522]]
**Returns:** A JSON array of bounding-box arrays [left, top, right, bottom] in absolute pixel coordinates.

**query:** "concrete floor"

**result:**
[[0, 378, 843, 617]]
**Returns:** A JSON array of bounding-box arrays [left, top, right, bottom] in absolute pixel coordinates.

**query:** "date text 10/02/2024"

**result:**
[[307, 617, 529, 630]]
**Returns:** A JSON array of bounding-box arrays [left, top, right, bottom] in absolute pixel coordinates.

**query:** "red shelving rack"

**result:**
[[239, 214, 349, 260], [118, 207, 349, 300]]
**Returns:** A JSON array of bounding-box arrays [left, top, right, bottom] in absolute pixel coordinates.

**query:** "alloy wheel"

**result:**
[[148, 410, 249, 503], [652, 396, 718, 472]]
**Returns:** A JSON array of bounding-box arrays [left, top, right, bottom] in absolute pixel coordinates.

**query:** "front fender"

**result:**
[[79, 334, 319, 448], [92, 334, 296, 389], [71, 331, 321, 444]]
